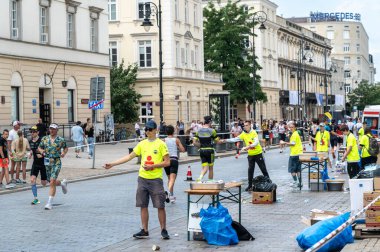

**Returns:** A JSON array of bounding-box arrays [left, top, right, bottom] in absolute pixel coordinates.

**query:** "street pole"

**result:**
[[158, 0, 163, 128], [252, 26, 256, 121], [324, 45, 328, 113], [92, 75, 98, 169]]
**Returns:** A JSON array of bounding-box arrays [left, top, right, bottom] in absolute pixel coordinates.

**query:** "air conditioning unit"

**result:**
[[41, 33, 48, 43], [12, 28, 18, 39]]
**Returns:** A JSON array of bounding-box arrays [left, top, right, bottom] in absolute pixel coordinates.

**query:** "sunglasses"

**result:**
[[145, 127, 154, 132]]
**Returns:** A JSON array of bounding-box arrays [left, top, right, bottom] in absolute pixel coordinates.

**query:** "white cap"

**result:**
[[49, 123, 59, 129], [12, 121, 20, 126]]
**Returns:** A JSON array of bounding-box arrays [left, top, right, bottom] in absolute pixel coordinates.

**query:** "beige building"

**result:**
[[0, 0, 110, 129], [108, 0, 223, 126]]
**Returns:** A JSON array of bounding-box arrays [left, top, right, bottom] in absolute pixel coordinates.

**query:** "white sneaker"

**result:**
[[44, 202, 53, 210], [290, 182, 298, 188], [169, 195, 176, 203], [61, 179, 68, 194]]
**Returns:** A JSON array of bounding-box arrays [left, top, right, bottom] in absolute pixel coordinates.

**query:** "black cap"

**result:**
[[145, 120, 157, 129], [204, 116, 212, 124]]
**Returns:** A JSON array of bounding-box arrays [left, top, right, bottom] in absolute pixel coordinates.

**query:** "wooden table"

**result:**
[[299, 154, 328, 191], [184, 182, 243, 241]]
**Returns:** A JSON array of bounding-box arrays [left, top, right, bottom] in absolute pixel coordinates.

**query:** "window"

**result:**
[[108, 0, 117, 21], [344, 56, 350, 65], [243, 36, 250, 48], [326, 30, 334, 39], [138, 0, 151, 19], [191, 50, 195, 68], [140, 102, 153, 123], [194, 4, 198, 26], [11, 87, 20, 122], [185, 0, 189, 23], [174, 0, 179, 20], [109, 41, 118, 67], [10, 0, 21, 39], [139, 40, 152, 67], [356, 30, 360, 38], [343, 43, 350, 52], [357, 70, 361, 78], [356, 44, 360, 52], [195, 45, 199, 69], [40, 6, 49, 44], [242, 5, 249, 13], [90, 19, 98, 52], [343, 30, 350, 39], [357, 57, 361, 65], [175, 41, 180, 67], [68, 89, 74, 122], [67, 13, 75, 48], [181, 48, 185, 66], [185, 43, 189, 67], [344, 70, 351, 78]]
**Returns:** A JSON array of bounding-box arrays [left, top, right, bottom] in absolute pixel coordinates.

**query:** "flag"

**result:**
[[324, 112, 332, 120]]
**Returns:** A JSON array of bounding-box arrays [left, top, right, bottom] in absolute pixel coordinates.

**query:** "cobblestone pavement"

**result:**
[[0, 143, 376, 251]]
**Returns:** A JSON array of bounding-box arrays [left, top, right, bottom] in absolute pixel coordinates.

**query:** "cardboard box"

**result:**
[[365, 209, 380, 227], [363, 191, 380, 210], [374, 177, 380, 191], [252, 189, 276, 204], [301, 209, 340, 226], [309, 172, 320, 180]]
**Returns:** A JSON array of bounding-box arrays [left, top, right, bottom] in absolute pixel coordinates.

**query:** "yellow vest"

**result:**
[[133, 138, 169, 179], [239, 130, 262, 156]]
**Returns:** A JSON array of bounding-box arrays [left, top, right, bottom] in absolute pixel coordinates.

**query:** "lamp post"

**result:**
[[251, 11, 267, 122], [141, 1, 163, 127]]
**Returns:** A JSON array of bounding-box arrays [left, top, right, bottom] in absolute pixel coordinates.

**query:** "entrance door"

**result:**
[[39, 89, 51, 125]]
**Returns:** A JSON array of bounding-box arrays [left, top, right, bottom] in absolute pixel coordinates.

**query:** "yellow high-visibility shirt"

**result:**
[[315, 131, 330, 152], [238, 130, 262, 156], [346, 133, 360, 162], [359, 134, 372, 158], [289, 130, 303, 156]]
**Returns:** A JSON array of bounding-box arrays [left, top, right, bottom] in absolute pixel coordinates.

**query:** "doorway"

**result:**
[[39, 88, 51, 125]]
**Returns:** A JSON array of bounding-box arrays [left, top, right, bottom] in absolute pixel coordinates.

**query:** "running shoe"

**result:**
[[5, 183, 15, 189], [31, 199, 40, 205], [164, 191, 170, 203], [245, 186, 252, 192], [133, 229, 149, 239], [169, 195, 176, 203], [61, 179, 68, 194], [161, 229, 170, 240], [44, 202, 53, 210], [16, 179, 22, 184], [290, 182, 298, 188]]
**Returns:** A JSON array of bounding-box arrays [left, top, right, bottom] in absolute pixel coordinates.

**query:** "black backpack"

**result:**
[[231, 221, 255, 241], [367, 135, 380, 157]]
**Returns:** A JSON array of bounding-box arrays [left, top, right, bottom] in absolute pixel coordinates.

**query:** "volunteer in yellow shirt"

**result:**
[[224, 120, 270, 192], [281, 122, 303, 188], [358, 121, 366, 142], [341, 124, 360, 179], [310, 123, 333, 169], [359, 126, 378, 168], [103, 120, 171, 240]]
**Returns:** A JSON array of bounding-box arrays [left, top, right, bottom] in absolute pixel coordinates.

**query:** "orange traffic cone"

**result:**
[[185, 165, 193, 181]]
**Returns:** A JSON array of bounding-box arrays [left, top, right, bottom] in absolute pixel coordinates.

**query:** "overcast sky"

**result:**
[[273, 0, 380, 82]]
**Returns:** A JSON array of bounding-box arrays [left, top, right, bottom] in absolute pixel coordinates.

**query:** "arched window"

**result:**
[[11, 72, 23, 122]]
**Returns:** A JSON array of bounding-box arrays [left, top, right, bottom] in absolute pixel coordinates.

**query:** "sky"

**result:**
[[273, 0, 380, 82]]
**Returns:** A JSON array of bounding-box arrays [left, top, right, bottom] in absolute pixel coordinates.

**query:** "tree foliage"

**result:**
[[203, 0, 267, 104], [110, 61, 141, 123], [348, 80, 380, 111]]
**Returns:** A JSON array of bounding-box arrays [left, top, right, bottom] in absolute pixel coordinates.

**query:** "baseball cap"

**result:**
[[49, 123, 59, 129], [145, 120, 157, 130], [30, 126, 38, 132], [319, 123, 325, 127], [12, 121, 20, 126]]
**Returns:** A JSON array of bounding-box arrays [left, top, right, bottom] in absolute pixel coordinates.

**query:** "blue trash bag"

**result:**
[[321, 164, 330, 190], [296, 212, 354, 252], [199, 203, 239, 246]]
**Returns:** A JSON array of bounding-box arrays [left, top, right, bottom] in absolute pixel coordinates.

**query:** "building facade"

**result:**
[[108, 0, 223, 126], [0, 0, 110, 129]]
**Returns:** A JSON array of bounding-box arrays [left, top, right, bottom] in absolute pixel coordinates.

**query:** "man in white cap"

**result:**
[[38, 123, 68, 210], [7, 121, 21, 183]]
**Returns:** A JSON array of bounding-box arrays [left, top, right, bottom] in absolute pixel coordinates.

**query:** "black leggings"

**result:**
[[347, 162, 361, 179], [248, 153, 269, 187]]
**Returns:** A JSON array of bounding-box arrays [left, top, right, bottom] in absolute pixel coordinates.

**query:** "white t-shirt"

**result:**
[[7, 129, 18, 142], [135, 123, 140, 130]]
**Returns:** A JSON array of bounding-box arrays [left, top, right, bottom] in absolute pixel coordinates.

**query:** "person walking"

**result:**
[[178, 120, 185, 135], [103, 120, 171, 240], [230, 122, 242, 157], [135, 122, 141, 138], [29, 126, 48, 205], [164, 125, 185, 203], [71, 121, 85, 158], [0, 129, 13, 189], [84, 121, 95, 159], [38, 123, 68, 210], [278, 121, 286, 153], [11, 130, 30, 184], [359, 126, 378, 168], [280, 122, 303, 188], [223, 120, 270, 191], [309, 119, 318, 151], [7, 121, 20, 183], [341, 125, 361, 179], [193, 116, 222, 182]]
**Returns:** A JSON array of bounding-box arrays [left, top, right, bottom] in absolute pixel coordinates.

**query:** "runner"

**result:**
[[0, 129, 14, 189], [230, 122, 242, 157], [193, 116, 222, 182], [29, 126, 48, 205], [38, 123, 68, 210], [103, 120, 171, 240], [164, 125, 185, 203], [223, 120, 270, 191], [7, 121, 20, 183]]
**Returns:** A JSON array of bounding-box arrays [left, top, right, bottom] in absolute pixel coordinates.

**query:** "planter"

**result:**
[[187, 145, 199, 156], [326, 179, 345, 191], [215, 142, 226, 153]]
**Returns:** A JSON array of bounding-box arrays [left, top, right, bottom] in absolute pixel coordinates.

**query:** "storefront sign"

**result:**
[[310, 11, 361, 22]]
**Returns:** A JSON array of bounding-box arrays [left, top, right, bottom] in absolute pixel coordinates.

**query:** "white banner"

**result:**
[[188, 203, 209, 232]]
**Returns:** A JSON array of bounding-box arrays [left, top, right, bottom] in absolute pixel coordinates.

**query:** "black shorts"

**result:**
[[330, 137, 338, 147], [338, 137, 343, 144], [30, 163, 47, 181], [164, 159, 179, 175], [279, 133, 286, 141], [200, 149, 215, 167], [136, 177, 166, 208], [288, 156, 301, 173]]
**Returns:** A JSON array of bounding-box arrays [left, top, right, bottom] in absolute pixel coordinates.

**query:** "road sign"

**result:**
[[88, 100, 104, 110]]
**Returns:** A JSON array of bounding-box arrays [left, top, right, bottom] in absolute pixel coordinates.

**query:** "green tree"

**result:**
[[203, 0, 267, 104], [348, 80, 380, 111], [110, 61, 141, 123]]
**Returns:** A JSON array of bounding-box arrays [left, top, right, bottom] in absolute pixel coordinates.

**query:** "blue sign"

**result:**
[[32, 99, 37, 106], [310, 11, 361, 22], [88, 100, 104, 110], [56, 100, 61, 107], [32, 108, 37, 114]]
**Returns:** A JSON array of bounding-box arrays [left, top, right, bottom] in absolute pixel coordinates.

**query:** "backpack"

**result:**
[[231, 221, 255, 241], [367, 135, 380, 157]]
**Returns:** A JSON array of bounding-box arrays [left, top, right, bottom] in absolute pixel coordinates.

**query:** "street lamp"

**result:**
[[250, 11, 267, 122], [141, 1, 163, 127]]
